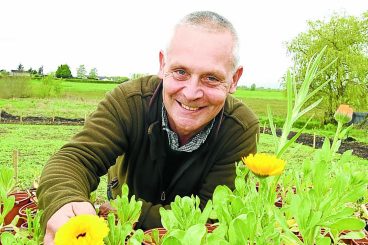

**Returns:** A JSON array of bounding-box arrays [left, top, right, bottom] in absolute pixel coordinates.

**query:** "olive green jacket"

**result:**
[[37, 75, 259, 230]]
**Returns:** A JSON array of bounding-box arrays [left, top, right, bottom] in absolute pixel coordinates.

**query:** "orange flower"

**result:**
[[242, 153, 286, 177], [334, 104, 353, 124], [54, 214, 109, 245]]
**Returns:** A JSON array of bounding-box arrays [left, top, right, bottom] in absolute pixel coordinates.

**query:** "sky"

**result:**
[[1, 0, 367, 88]]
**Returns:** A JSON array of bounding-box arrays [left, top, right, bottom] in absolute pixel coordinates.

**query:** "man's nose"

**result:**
[[183, 76, 204, 100]]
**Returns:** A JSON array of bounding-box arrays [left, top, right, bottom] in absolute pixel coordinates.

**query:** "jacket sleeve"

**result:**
[[37, 85, 133, 231], [197, 118, 259, 209]]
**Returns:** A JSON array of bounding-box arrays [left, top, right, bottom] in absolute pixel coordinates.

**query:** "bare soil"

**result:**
[[263, 128, 368, 159]]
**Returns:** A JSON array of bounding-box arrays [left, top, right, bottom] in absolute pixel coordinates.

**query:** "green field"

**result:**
[[0, 79, 322, 122]]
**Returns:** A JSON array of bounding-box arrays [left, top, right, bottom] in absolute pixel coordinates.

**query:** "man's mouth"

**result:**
[[178, 101, 200, 111]]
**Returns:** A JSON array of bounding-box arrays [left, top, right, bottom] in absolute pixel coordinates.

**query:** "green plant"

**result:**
[[110, 184, 142, 226], [276, 131, 367, 244], [25, 208, 44, 244], [159, 195, 212, 231], [212, 167, 281, 245], [0, 166, 16, 229], [104, 183, 144, 244], [142, 196, 214, 245], [161, 224, 208, 245], [104, 213, 143, 245]]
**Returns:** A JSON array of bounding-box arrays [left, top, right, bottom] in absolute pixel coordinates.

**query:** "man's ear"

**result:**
[[158, 50, 165, 79], [229, 66, 243, 93]]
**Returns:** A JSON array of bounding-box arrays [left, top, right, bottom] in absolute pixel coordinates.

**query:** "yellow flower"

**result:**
[[54, 214, 109, 245], [334, 104, 353, 124], [242, 153, 286, 177]]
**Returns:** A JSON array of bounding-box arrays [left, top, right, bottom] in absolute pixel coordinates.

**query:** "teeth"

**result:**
[[181, 103, 199, 111]]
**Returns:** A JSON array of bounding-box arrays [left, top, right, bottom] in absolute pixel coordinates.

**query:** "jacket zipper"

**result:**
[[160, 191, 166, 201]]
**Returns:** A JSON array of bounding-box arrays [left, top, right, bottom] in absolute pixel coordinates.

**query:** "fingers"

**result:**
[[70, 201, 96, 216], [43, 230, 55, 245], [43, 201, 96, 245]]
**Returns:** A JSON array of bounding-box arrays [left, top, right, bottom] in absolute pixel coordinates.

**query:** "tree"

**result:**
[[27, 67, 37, 75], [287, 12, 368, 123], [38, 66, 44, 76], [55, 64, 72, 78], [17, 63, 24, 71], [250, 83, 256, 91], [88, 68, 98, 80], [130, 73, 149, 80], [77, 65, 87, 79]]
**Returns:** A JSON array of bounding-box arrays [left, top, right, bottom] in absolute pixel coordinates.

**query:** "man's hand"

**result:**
[[43, 201, 96, 245]]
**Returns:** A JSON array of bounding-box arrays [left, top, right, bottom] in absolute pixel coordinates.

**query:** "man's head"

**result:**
[[159, 11, 243, 144]]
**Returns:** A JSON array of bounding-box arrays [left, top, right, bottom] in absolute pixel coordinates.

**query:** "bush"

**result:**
[[250, 83, 256, 91], [0, 76, 32, 98], [37, 75, 62, 98]]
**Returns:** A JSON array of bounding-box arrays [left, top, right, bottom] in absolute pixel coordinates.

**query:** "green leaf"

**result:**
[[0, 166, 15, 194], [267, 105, 279, 152], [286, 70, 294, 125], [277, 116, 312, 157], [163, 229, 184, 245], [183, 224, 207, 245], [315, 236, 331, 245], [1, 232, 17, 245], [339, 231, 365, 240], [228, 214, 249, 244], [295, 98, 322, 122], [329, 218, 365, 231]]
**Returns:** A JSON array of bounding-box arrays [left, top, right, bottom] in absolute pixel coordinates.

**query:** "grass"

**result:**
[[0, 97, 99, 119], [234, 89, 287, 101], [0, 124, 108, 199]]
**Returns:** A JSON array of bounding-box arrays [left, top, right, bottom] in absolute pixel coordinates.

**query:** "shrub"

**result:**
[[37, 75, 62, 98], [0, 76, 32, 98]]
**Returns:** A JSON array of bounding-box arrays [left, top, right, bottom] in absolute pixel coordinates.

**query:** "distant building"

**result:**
[[11, 70, 31, 76], [98, 76, 112, 81], [350, 112, 368, 124]]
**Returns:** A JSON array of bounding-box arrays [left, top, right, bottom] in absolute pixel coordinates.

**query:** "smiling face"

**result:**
[[159, 24, 243, 144]]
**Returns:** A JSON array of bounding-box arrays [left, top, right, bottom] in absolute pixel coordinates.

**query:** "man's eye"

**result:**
[[173, 70, 188, 80], [174, 69, 187, 76], [203, 76, 220, 83], [208, 76, 219, 82]]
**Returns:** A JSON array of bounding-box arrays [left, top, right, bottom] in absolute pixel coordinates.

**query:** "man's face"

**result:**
[[159, 25, 243, 143]]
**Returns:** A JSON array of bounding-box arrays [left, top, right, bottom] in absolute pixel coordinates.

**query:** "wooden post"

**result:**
[[20, 115, 23, 123], [313, 133, 316, 148], [263, 122, 266, 134], [12, 149, 19, 183]]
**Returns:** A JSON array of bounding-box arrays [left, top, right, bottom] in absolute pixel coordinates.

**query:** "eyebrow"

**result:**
[[168, 63, 226, 78]]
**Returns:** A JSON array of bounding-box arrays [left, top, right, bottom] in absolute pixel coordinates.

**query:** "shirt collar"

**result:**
[[161, 104, 215, 152]]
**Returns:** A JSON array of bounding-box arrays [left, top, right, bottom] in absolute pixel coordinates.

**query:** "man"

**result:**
[[37, 10, 259, 244]]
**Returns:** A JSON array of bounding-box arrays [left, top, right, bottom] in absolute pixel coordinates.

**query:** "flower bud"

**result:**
[[334, 104, 353, 124]]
